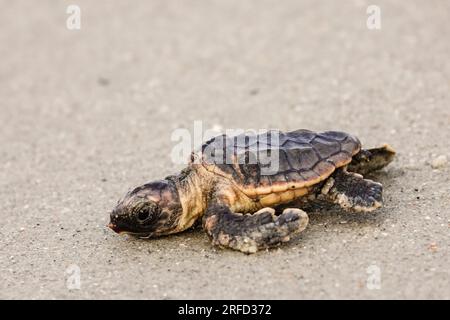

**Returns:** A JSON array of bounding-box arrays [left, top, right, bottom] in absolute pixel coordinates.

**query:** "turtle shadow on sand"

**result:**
[[131, 199, 387, 254], [112, 166, 398, 255]]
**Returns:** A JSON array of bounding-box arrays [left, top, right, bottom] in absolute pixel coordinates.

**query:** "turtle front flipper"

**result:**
[[203, 205, 308, 253], [322, 168, 383, 212], [347, 144, 396, 175]]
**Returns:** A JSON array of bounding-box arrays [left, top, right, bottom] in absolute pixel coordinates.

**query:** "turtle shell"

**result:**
[[192, 129, 361, 197]]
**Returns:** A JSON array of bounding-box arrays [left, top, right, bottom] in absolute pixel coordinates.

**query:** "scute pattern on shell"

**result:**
[[193, 129, 361, 196]]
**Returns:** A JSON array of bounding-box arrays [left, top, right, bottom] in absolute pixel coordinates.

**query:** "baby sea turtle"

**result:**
[[109, 129, 395, 253]]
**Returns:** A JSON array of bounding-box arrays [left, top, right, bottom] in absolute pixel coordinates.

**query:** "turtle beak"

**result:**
[[108, 222, 121, 233]]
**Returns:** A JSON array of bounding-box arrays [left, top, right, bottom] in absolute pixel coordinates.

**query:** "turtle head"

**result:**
[[109, 180, 182, 238]]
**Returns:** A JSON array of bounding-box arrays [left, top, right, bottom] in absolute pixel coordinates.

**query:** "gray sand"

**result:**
[[1, 0, 449, 299]]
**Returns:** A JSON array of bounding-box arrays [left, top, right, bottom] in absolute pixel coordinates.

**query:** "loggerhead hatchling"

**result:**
[[109, 129, 395, 253]]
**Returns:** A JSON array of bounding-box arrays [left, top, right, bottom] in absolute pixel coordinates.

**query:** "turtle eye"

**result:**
[[137, 208, 151, 222], [135, 203, 159, 224]]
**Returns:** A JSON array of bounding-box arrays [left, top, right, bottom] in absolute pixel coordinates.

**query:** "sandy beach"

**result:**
[[0, 0, 449, 299]]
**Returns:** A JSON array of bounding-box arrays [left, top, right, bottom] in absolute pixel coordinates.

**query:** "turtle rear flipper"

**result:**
[[322, 169, 383, 212], [203, 205, 308, 253], [347, 144, 395, 175]]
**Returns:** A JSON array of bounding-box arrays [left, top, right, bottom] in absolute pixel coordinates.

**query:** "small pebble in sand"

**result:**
[[428, 242, 438, 252], [430, 155, 447, 169]]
